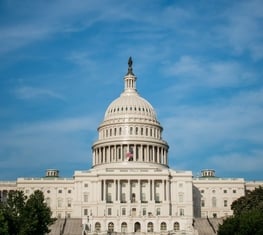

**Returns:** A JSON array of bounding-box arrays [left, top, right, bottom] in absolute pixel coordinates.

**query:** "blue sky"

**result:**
[[0, 0, 262, 180]]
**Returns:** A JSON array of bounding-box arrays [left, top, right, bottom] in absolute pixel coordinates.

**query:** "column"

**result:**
[[104, 180, 107, 202]]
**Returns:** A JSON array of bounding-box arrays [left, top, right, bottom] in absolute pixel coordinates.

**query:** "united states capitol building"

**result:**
[[0, 58, 262, 235]]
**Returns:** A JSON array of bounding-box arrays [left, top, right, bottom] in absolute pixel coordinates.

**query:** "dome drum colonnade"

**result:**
[[92, 57, 169, 167]]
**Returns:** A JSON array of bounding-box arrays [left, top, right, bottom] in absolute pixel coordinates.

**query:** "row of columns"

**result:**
[[100, 179, 170, 204], [93, 144, 167, 165]]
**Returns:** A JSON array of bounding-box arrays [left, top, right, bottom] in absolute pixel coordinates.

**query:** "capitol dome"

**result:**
[[104, 87, 158, 123], [92, 57, 169, 168]]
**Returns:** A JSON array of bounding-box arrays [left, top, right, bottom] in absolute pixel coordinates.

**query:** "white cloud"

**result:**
[[220, 0, 263, 60], [14, 86, 65, 100], [209, 151, 263, 172], [166, 55, 257, 88]]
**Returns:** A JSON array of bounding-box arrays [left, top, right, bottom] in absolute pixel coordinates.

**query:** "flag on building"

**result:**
[[126, 147, 133, 161]]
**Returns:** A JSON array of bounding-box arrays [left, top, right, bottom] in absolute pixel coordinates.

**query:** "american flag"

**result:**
[[126, 147, 133, 161]]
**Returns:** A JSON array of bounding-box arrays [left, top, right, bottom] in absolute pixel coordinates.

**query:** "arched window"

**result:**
[[147, 222, 154, 232], [174, 222, 180, 231], [121, 222, 127, 233], [160, 222, 167, 231], [95, 222, 101, 232], [108, 222, 114, 232]]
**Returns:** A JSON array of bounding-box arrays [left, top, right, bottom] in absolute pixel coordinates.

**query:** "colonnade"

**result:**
[[100, 179, 170, 204], [93, 143, 168, 165]]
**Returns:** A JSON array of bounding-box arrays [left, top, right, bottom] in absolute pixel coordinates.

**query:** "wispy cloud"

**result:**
[[0, 115, 99, 178], [13, 86, 65, 100], [219, 0, 263, 60], [165, 55, 257, 88]]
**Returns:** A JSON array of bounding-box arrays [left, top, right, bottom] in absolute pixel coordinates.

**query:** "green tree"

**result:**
[[0, 190, 55, 235], [218, 187, 263, 235], [0, 209, 9, 235], [0, 190, 26, 235]]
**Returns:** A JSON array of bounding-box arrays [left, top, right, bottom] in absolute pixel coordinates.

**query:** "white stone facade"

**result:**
[[0, 58, 262, 234]]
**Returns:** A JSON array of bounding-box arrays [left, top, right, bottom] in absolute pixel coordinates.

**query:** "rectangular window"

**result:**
[[155, 193, 160, 202], [107, 193, 112, 202], [84, 209, 88, 216], [108, 208, 112, 216], [233, 189, 236, 193], [156, 208, 161, 215], [224, 200, 228, 207], [121, 193, 126, 203], [179, 209, 184, 216], [142, 193, 146, 202], [84, 193, 89, 202], [142, 208, 147, 216], [57, 199, 62, 208], [122, 208, 126, 215], [201, 200, 205, 207], [67, 199, 71, 207], [224, 190, 227, 193]]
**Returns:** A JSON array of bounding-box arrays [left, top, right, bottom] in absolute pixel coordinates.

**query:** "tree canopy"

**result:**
[[218, 186, 263, 235], [0, 190, 56, 235]]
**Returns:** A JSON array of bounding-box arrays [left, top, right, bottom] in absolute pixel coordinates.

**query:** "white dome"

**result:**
[[104, 90, 157, 122]]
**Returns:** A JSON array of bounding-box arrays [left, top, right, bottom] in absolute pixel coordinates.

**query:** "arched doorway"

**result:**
[[134, 222, 141, 232]]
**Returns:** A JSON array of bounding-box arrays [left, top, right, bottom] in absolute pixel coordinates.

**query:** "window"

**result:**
[[212, 197, 217, 207], [156, 208, 161, 215], [201, 200, 205, 207], [142, 208, 147, 216], [179, 209, 184, 216], [224, 190, 227, 193], [212, 190, 216, 193], [155, 193, 160, 202], [84, 209, 88, 216], [95, 222, 101, 232], [147, 222, 154, 232], [121, 193, 126, 203], [68, 189, 71, 194], [121, 222, 127, 233], [201, 190, 204, 193], [160, 222, 167, 231], [84, 183, 88, 188], [122, 208, 126, 215], [58, 189, 62, 194], [213, 213, 217, 218], [131, 208, 136, 216], [107, 193, 112, 202], [57, 199, 62, 208], [233, 189, 236, 193], [108, 208, 112, 216], [108, 222, 114, 232], [224, 200, 228, 207], [84, 193, 89, 202], [67, 199, 71, 207], [46, 190, 50, 194], [174, 222, 180, 231]]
